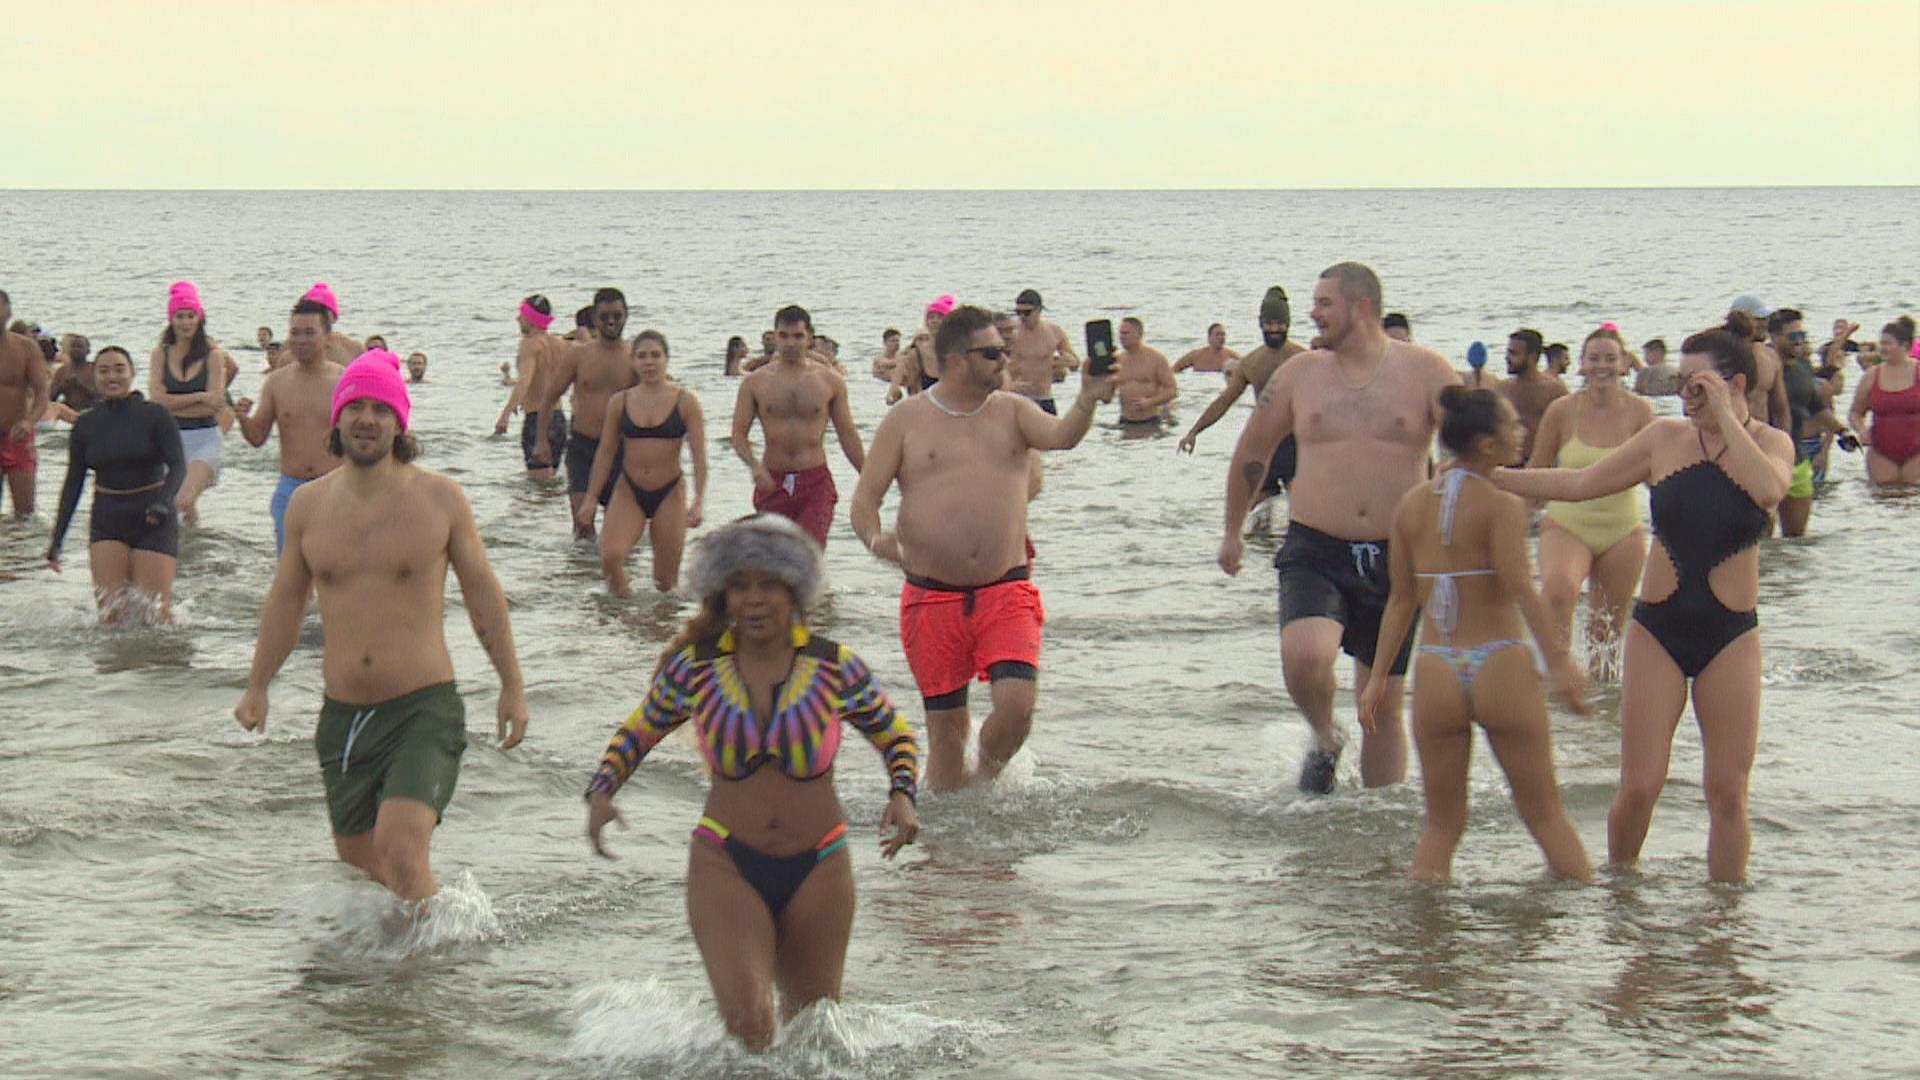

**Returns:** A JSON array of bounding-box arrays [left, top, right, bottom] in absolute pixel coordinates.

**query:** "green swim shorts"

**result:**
[[314, 681, 467, 837], [1788, 457, 1814, 499]]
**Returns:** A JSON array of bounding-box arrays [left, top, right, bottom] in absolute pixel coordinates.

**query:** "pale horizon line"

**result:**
[[5, 183, 1916, 194]]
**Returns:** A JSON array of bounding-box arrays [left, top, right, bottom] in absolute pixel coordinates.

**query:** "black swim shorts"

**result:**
[[521, 409, 568, 469], [1274, 520, 1414, 676], [564, 432, 616, 507], [88, 491, 179, 557]]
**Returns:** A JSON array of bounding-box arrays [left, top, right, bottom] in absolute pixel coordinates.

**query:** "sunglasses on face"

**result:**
[[1787, 331, 1808, 342], [965, 346, 1009, 360], [1015, 307, 1035, 316]]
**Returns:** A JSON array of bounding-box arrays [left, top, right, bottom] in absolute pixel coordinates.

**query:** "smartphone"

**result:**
[[1086, 319, 1116, 377]]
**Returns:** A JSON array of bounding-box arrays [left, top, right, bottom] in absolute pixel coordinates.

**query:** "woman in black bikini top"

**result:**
[[577, 330, 709, 597], [1493, 323, 1794, 885]]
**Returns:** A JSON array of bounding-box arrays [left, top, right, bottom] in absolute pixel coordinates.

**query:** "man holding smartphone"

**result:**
[[853, 304, 1112, 792], [1217, 263, 1460, 795]]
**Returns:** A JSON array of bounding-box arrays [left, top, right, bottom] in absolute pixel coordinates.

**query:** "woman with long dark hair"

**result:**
[[1493, 326, 1793, 882], [147, 282, 232, 523]]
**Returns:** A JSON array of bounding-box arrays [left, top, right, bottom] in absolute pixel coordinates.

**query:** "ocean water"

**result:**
[[1, 188, 1917, 1078]]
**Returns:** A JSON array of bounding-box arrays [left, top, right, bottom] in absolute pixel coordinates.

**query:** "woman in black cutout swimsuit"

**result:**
[[579, 330, 709, 597], [1494, 328, 1794, 884]]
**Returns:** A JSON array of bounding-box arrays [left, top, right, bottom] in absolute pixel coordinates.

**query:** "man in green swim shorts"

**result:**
[[234, 349, 530, 901]]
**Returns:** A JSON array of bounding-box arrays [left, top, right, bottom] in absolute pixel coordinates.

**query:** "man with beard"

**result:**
[[234, 298, 346, 554], [234, 349, 529, 903], [1179, 288, 1306, 519], [853, 304, 1113, 791], [731, 305, 865, 546], [0, 288, 50, 516], [1769, 307, 1855, 537], [1497, 329, 1566, 463], [534, 288, 640, 539], [1217, 263, 1459, 794]]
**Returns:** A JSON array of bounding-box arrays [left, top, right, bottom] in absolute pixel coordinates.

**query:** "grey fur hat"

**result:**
[[684, 514, 826, 609]]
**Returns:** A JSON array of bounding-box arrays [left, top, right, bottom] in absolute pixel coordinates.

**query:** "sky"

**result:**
[[2, 0, 1916, 189]]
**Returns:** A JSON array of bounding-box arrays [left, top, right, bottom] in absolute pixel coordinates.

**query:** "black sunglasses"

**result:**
[[1015, 307, 1035, 316], [965, 346, 1009, 360]]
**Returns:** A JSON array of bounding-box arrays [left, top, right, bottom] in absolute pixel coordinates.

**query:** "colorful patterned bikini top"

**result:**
[[588, 625, 918, 802]]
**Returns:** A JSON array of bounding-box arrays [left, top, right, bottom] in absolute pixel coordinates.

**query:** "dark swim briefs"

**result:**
[[1274, 520, 1415, 676], [315, 682, 467, 836]]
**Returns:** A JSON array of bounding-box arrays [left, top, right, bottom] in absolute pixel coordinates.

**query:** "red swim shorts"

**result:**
[[0, 431, 36, 473], [899, 569, 1045, 701], [753, 464, 836, 547]]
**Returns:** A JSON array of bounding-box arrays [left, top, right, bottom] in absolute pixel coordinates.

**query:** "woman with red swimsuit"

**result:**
[[1848, 316, 1920, 485]]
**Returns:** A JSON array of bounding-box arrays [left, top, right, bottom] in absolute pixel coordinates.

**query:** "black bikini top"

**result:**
[[1647, 435, 1769, 585], [162, 349, 208, 394], [620, 392, 687, 440]]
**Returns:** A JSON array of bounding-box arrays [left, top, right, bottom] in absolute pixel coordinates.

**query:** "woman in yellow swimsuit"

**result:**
[[1526, 325, 1655, 672]]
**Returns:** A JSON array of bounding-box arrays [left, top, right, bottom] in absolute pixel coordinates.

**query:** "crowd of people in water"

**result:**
[[3, 269, 1917, 1049]]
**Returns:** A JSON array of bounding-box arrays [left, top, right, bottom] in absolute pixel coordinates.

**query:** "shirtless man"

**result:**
[[871, 328, 902, 383], [1497, 329, 1567, 463], [299, 283, 364, 366], [494, 294, 567, 481], [1218, 262, 1460, 793], [886, 296, 953, 404], [1005, 289, 1081, 413], [1112, 317, 1177, 433], [731, 305, 865, 546], [47, 334, 98, 422], [0, 289, 50, 516], [235, 350, 527, 903], [1180, 288, 1308, 530], [535, 288, 640, 539], [853, 304, 1113, 791], [1173, 324, 1240, 374], [234, 297, 345, 554], [1730, 296, 1791, 431]]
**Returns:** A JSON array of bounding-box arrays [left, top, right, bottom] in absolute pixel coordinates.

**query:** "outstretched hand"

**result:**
[[496, 688, 529, 749], [1217, 534, 1244, 576], [1357, 676, 1386, 734], [587, 791, 626, 859], [235, 687, 268, 733], [879, 792, 919, 859]]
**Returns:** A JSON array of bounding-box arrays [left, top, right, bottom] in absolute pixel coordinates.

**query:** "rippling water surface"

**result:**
[[1, 189, 1917, 1078]]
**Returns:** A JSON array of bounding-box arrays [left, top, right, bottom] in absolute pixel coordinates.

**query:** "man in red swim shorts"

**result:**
[[0, 290, 51, 518], [853, 303, 1113, 791], [730, 304, 864, 546]]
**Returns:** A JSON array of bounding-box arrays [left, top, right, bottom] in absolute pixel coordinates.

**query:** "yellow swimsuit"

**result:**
[[1544, 425, 1642, 556]]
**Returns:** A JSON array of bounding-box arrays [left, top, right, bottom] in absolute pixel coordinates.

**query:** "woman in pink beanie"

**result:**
[[148, 281, 235, 524]]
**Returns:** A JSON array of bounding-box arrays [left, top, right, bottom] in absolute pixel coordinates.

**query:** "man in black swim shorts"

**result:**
[[1218, 263, 1460, 794]]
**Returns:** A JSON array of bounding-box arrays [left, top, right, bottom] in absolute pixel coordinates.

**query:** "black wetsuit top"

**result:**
[[49, 392, 186, 557]]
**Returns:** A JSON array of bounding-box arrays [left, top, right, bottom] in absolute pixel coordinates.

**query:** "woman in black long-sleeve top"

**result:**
[[47, 346, 186, 623]]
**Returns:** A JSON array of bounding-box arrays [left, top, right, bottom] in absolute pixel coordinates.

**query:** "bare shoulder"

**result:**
[[676, 384, 705, 412], [1752, 420, 1795, 457]]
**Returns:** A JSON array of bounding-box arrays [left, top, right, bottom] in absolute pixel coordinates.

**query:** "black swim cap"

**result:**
[[1016, 288, 1043, 309]]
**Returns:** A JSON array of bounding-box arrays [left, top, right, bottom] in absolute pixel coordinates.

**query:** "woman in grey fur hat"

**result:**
[[584, 513, 921, 1050]]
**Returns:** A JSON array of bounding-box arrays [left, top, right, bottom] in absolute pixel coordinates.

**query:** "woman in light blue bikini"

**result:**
[[1361, 386, 1591, 884]]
